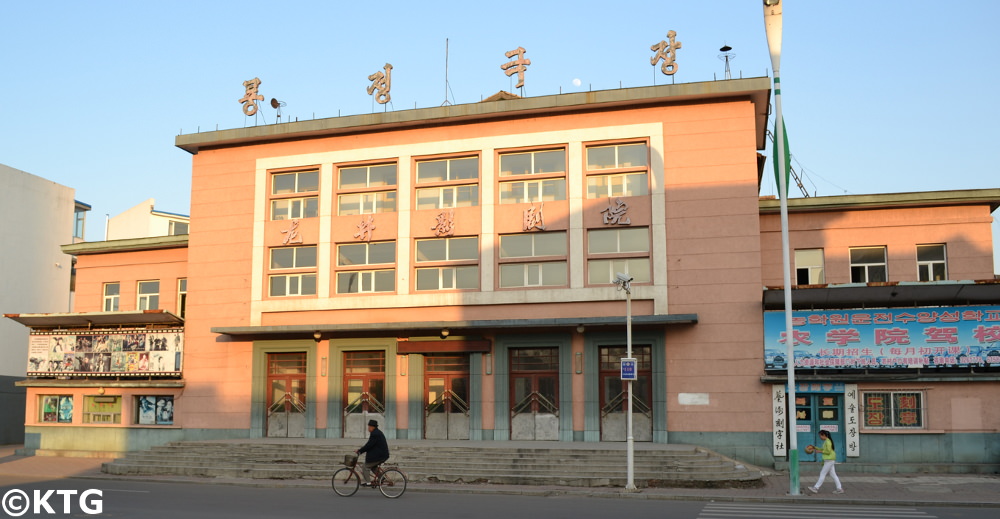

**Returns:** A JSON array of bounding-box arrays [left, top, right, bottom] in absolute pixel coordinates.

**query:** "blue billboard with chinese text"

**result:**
[[763, 306, 1000, 370]]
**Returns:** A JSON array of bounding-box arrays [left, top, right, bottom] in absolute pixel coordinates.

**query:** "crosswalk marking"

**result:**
[[698, 502, 936, 519]]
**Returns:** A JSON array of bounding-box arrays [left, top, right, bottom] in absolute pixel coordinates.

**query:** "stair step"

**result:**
[[102, 440, 760, 488]]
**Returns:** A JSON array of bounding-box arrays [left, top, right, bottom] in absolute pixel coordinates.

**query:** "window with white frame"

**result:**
[[415, 236, 479, 290], [103, 283, 120, 312], [499, 149, 567, 204], [177, 279, 187, 318], [270, 170, 319, 220], [137, 280, 160, 310], [336, 241, 396, 294], [795, 249, 826, 285], [917, 244, 947, 281], [498, 232, 567, 287], [850, 246, 887, 283], [586, 143, 649, 198], [587, 227, 650, 284], [415, 156, 479, 210], [862, 391, 924, 429], [269, 245, 317, 297], [168, 220, 189, 235], [337, 163, 397, 215]]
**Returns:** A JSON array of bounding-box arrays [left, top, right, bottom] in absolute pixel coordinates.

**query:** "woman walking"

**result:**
[[808, 430, 844, 494]]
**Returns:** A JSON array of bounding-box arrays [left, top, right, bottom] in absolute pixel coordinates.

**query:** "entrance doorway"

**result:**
[[266, 352, 307, 438], [424, 354, 470, 440], [599, 345, 652, 441], [795, 393, 846, 462], [343, 351, 385, 439], [510, 347, 559, 440]]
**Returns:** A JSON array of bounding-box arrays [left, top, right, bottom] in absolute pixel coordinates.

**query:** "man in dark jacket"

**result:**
[[356, 419, 389, 485]]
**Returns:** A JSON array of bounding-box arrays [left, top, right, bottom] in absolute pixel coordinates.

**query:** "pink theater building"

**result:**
[[8, 77, 1000, 472]]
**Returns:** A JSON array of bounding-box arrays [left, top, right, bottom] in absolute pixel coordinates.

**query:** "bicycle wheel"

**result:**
[[378, 468, 407, 498], [332, 467, 360, 497]]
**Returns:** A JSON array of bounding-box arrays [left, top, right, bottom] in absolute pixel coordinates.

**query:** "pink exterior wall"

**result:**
[[177, 97, 773, 436], [760, 205, 996, 286], [73, 247, 187, 314]]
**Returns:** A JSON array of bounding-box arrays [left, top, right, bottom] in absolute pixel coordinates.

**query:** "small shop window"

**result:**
[[136, 395, 175, 425], [82, 395, 122, 424], [862, 391, 924, 429], [40, 395, 73, 423]]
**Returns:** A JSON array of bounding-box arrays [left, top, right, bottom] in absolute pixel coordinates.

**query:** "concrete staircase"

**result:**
[[101, 440, 763, 488]]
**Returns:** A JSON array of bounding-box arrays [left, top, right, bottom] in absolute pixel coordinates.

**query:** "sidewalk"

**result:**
[[2, 444, 998, 508]]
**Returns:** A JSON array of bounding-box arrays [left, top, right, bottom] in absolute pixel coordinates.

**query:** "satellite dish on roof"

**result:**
[[270, 98, 286, 122]]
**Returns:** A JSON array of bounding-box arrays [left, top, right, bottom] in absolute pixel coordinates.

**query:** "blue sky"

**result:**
[[3, 1, 998, 271]]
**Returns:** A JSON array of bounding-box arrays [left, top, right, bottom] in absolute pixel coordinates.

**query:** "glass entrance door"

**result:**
[[343, 351, 385, 439], [510, 347, 559, 440], [266, 352, 307, 438], [424, 354, 470, 440], [599, 345, 652, 441]]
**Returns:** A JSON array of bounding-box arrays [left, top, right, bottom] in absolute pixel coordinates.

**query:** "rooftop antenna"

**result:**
[[441, 38, 452, 106], [718, 44, 735, 80], [270, 98, 286, 122]]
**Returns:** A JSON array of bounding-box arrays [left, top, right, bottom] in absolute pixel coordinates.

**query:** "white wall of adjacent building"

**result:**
[[1, 164, 76, 442]]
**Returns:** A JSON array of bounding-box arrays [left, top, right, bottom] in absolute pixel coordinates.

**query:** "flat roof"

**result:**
[[176, 78, 772, 154], [4, 310, 184, 329], [61, 234, 188, 255], [762, 280, 1000, 311], [759, 189, 1000, 213], [212, 314, 698, 340]]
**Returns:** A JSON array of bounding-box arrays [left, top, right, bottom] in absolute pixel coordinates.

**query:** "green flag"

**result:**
[[773, 117, 791, 198]]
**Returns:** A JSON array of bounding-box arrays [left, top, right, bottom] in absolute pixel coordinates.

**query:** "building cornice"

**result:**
[[176, 78, 772, 154], [61, 234, 188, 255]]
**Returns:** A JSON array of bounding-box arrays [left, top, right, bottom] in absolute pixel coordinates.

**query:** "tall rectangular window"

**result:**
[[177, 279, 187, 318], [586, 143, 649, 199], [415, 236, 479, 290], [270, 170, 319, 220], [269, 245, 318, 297], [917, 244, 947, 281], [103, 283, 120, 312], [795, 249, 825, 285], [336, 241, 396, 294], [337, 163, 398, 215], [137, 281, 160, 310], [415, 157, 479, 210], [850, 246, 887, 283], [499, 149, 567, 204], [587, 227, 650, 285], [499, 232, 567, 288]]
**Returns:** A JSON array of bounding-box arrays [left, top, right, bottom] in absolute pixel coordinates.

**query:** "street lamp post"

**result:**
[[763, 0, 800, 496], [614, 272, 637, 491]]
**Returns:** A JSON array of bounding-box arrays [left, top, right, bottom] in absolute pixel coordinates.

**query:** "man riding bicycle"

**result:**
[[355, 419, 389, 486]]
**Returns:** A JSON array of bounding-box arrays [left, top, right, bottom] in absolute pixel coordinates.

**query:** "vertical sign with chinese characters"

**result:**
[[844, 384, 860, 457], [772, 384, 787, 457]]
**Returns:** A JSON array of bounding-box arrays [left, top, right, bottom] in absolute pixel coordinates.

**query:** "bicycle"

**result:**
[[332, 454, 407, 498]]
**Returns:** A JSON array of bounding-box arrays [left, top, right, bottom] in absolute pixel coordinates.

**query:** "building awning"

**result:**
[[762, 280, 1000, 311], [212, 314, 698, 340], [4, 310, 184, 330]]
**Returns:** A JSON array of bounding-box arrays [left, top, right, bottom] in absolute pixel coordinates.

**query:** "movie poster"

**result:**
[[26, 329, 184, 377]]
